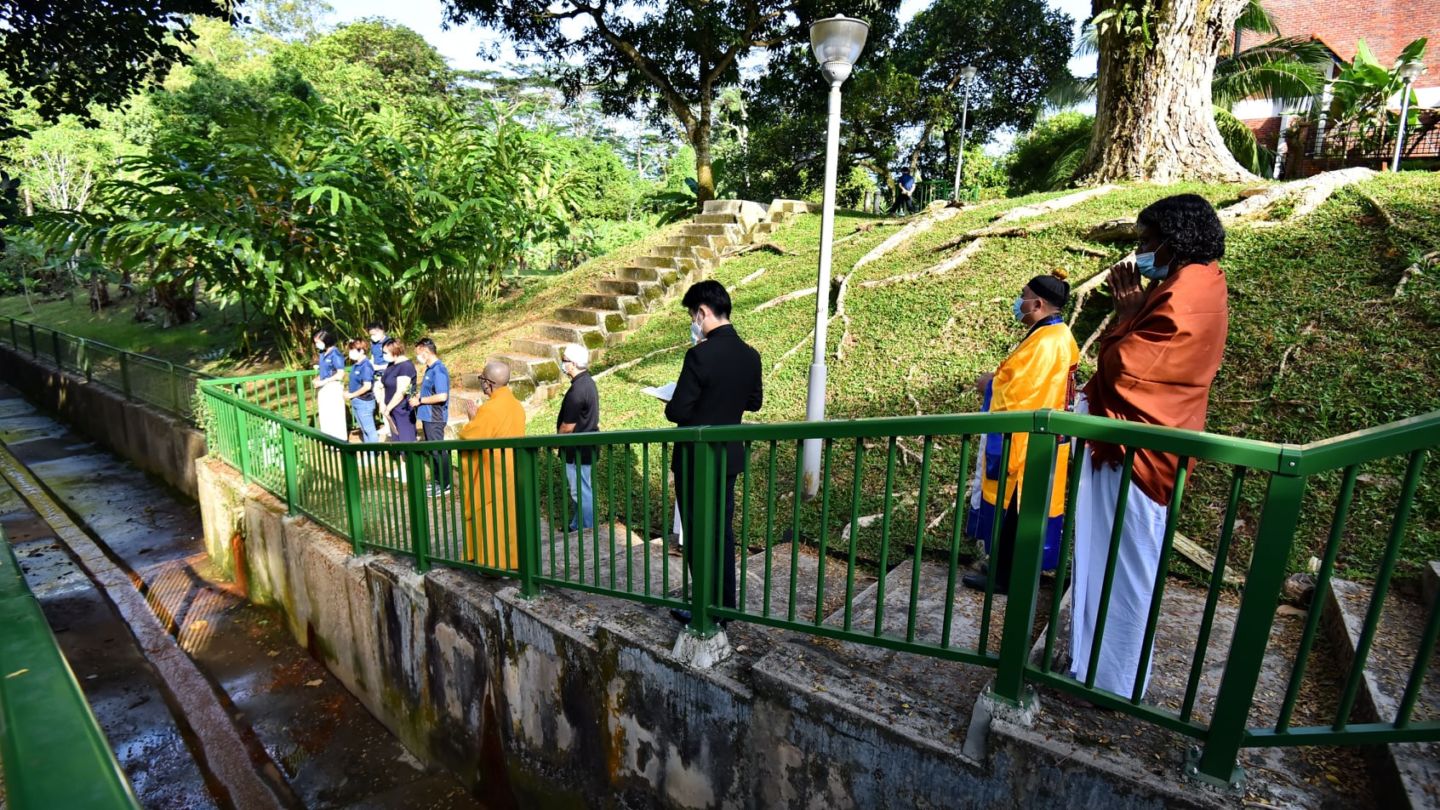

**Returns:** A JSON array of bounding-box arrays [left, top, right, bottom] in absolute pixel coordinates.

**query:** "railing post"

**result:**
[[281, 427, 299, 516], [119, 353, 133, 400], [341, 447, 364, 555], [28, 323, 38, 357], [296, 372, 309, 425], [51, 330, 63, 370], [167, 361, 180, 414], [1190, 454, 1306, 787], [8, 317, 17, 348], [78, 338, 92, 382], [514, 447, 542, 598], [686, 439, 719, 637], [993, 420, 1060, 706], [234, 409, 252, 482], [404, 450, 430, 572]]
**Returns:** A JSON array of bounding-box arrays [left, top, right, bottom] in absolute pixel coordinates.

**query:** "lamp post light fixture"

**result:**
[[951, 65, 979, 201], [802, 14, 869, 499], [1392, 60, 1426, 172]]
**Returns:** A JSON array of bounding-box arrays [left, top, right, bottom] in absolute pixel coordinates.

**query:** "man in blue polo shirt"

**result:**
[[409, 337, 452, 495]]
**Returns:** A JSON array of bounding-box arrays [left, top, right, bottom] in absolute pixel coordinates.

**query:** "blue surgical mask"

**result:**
[[1012, 296, 1026, 321], [1135, 241, 1170, 280]]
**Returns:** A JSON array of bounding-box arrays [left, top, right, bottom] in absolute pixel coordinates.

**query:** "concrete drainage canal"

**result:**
[[0, 381, 492, 810]]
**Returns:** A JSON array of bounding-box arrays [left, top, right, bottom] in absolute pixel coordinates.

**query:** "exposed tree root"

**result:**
[[934, 222, 1054, 252], [1218, 167, 1376, 226], [737, 267, 767, 287], [770, 328, 816, 375], [1083, 218, 1142, 243], [859, 240, 986, 288], [1065, 243, 1110, 258], [852, 207, 961, 272], [594, 342, 688, 379], [1393, 252, 1437, 300], [723, 241, 793, 258], [992, 184, 1119, 225], [1079, 312, 1112, 360], [753, 286, 817, 312]]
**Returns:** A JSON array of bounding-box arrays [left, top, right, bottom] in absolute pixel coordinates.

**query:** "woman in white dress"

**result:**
[[313, 331, 347, 440]]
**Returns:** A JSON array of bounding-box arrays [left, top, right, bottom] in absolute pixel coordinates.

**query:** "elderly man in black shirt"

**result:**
[[665, 280, 763, 625], [557, 343, 600, 531]]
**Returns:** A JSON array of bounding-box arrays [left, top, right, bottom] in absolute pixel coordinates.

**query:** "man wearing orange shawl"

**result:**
[[459, 360, 526, 570], [1070, 194, 1229, 701]]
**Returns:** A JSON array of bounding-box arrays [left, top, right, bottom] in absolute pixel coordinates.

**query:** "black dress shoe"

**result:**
[[963, 572, 1008, 596]]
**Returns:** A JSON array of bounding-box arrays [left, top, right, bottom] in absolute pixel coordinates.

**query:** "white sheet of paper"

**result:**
[[642, 381, 677, 402]]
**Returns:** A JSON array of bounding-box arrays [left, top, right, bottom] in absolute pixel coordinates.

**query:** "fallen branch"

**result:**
[[859, 239, 986, 288], [753, 286, 817, 312], [1174, 532, 1243, 587]]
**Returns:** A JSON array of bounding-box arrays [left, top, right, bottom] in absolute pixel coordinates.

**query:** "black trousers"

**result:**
[[674, 458, 740, 610], [423, 420, 451, 488], [993, 498, 1019, 592]]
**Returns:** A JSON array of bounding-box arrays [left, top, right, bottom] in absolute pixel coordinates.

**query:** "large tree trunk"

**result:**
[[692, 93, 716, 205], [1081, 0, 1255, 184]]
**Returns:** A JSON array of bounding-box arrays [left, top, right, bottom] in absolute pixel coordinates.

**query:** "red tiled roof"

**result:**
[[1239, 0, 1440, 89]]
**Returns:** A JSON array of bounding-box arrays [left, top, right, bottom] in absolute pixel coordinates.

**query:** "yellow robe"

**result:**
[[983, 319, 1080, 515], [458, 387, 526, 569]]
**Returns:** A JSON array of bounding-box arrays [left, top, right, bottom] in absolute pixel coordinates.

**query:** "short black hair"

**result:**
[[681, 280, 732, 319], [415, 337, 438, 355], [1137, 194, 1226, 264], [366, 321, 385, 331], [314, 330, 336, 348]]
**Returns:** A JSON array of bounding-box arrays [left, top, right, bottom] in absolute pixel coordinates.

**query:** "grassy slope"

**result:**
[[527, 175, 1440, 580]]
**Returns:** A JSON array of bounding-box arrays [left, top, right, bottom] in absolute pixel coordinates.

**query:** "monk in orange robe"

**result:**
[[1071, 194, 1229, 701], [459, 360, 527, 570]]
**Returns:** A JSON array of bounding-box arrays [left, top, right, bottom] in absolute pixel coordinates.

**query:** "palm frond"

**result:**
[[1213, 37, 1330, 107], [1044, 73, 1098, 110], [1213, 105, 1274, 175], [1235, 0, 1280, 37]]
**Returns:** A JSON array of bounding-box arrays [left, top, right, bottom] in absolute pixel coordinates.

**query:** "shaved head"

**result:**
[[483, 360, 511, 387]]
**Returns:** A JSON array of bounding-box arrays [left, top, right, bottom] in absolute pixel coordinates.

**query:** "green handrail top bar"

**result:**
[[4, 315, 212, 383], [1294, 410, 1440, 475], [202, 376, 1309, 465], [0, 527, 142, 810]]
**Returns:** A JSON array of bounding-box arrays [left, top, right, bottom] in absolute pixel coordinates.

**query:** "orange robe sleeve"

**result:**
[[1082, 261, 1229, 505]]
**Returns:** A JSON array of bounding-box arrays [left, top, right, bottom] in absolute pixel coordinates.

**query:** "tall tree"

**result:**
[[440, 0, 895, 204], [1081, 0, 1255, 182]]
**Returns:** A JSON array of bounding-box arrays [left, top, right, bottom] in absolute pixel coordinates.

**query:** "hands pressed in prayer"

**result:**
[[1108, 258, 1147, 321], [465, 398, 480, 420]]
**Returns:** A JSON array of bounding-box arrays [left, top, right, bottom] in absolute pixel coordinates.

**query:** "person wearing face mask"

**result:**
[[313, 330, 347, 440], [343, 339, 379, 443], [962, 269, 1079, 595], [556, 344, 599, 532], [409, 338, 452, 495], [379, 338, 417, 442], [366, 322, 389, 373], [1069, 193, 1229, 702], [664, 280, 763, 627]]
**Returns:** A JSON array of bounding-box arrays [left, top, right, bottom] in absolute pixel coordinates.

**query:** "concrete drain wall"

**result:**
[[197, 457, 1220, 809]]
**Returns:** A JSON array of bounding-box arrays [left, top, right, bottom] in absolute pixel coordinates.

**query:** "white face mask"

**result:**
[[349, 351, 363, 363], [369, 332, 384, 342], [690, 311, 705, 344]]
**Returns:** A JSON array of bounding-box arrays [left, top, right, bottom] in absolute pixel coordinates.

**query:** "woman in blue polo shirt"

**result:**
[[344, 339, 379, 443], [313, 330, 346, 440]]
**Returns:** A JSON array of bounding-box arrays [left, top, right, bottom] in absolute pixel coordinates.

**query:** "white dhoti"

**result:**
[[316, 381, 347, 440], [1069, 443, 1170, 700]]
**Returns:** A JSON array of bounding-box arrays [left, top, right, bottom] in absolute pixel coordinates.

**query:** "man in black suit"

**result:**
[[665, 280, 763, 626]]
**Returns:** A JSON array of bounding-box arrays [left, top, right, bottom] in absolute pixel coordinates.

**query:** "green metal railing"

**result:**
[[198, 370, 1440, 787], [0, 315, 211, 422], [0, 525, 142, 809]]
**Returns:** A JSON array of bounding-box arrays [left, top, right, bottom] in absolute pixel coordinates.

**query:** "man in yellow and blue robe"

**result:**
[[964, 271, 1079, 594]]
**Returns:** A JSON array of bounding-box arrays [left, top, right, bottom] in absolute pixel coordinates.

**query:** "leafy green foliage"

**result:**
[[1005, 112, 1094, 193], [1322, 37, 1430, 155]]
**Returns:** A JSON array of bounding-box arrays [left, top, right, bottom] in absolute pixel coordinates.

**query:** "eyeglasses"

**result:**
[[480, 376, 498, 387]]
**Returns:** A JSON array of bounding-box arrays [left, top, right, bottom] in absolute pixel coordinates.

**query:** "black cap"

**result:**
[[1027, 273, 1069, 308]]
